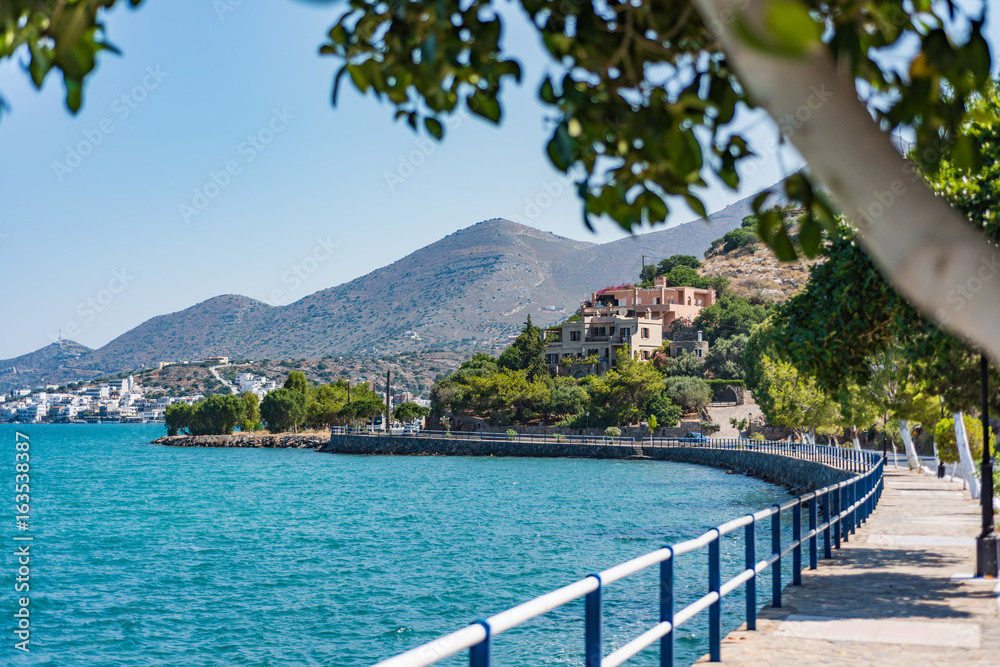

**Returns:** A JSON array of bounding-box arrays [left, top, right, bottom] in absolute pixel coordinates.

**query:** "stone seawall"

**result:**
[[151, 434, 327, 449], [320, 435, 853, 494]]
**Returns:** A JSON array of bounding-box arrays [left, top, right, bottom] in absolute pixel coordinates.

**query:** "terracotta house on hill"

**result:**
[[543, 278, 716, 376], [590, 276, 716, 329]]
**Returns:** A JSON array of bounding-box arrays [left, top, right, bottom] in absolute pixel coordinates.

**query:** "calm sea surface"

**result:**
[[2, 424, 792, 666]]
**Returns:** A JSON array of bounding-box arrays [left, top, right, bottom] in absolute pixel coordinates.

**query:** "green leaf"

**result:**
[[64, 77, 82, 113], [734, 0, 822, 58], [763, 0, 822, 55], [347, 63, 370, 91], [540, 77, 556, 104], [952, 133, 980, 172], [752, 189, 772, 213], [469, 91, 501, 123], [685, 193, 707, 218], [756, 209, 781, 243], [425, 116, 443, 140], [799, 214, 822, 258], [546, 122, 575, 172], [770, 224, 798, 261], [966, 26, 992, 87]]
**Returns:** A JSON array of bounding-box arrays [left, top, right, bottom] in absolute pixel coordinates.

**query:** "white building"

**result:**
[[236, 373, 276, 400], [84, 385, 110, 399], [16, 404, 46, 423]]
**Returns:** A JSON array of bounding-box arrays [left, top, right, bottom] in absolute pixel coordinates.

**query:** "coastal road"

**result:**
[[209, 365, 237, 395]]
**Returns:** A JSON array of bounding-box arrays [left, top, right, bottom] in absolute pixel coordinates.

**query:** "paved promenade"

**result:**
[[698, 467, 1000, 665]]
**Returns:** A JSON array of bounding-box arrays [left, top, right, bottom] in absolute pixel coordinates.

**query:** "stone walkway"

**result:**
[[697, 467, 1000, 665]]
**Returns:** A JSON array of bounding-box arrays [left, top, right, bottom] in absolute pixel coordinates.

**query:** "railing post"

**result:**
[[470, 619, 491, 667], [833, 486, 842, 548], [862, 474, 870, 522], [822, 489, 832, 558], [585, 574, 602, 667], [809, 495, 818, 569], [660, 549, 674, 667], [709, 531, 721, 661], [744, 516, 756, 631], [771, 506, 782, 608], [849, 480, 857, 535], [792, 500, 802, 586]]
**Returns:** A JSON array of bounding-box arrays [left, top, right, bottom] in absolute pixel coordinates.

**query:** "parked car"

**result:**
[[681, 432, 708, 442]]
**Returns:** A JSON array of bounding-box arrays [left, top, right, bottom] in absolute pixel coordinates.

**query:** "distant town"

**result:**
[[0, 356, 430, 424]]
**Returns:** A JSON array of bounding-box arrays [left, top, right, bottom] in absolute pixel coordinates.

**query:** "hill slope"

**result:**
[[6, 190, 773, 389]]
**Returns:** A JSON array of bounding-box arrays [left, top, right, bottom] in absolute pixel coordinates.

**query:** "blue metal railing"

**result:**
[[370, 441, 884, 667]]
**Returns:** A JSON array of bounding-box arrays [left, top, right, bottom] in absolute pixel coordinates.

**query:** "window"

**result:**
[[636, 297, 641, 305], [654, 297, 661, 304], [641, 327, 650, 339], [696, 348, 704, 358], [570, 331, 581, 341]]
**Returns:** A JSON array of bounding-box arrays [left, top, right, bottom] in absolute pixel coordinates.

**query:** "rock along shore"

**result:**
[[150, 434, 327, 449]]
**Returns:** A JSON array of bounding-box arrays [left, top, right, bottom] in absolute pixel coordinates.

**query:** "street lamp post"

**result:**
[[881, 412, 888, 465], [976, 352, 998, 578], [938, 401, 946, 478]]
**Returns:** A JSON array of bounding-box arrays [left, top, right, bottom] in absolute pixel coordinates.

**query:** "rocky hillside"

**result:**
[[0, 340, 101, 390], [5, 190, 776, 390], [700, 238, 822, 303]]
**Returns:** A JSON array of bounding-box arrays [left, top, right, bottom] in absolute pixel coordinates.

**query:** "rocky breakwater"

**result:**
[[151, 434, 327, 449]]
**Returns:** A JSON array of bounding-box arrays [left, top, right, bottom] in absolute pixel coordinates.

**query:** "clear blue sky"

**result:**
[[0, 1, 991, 359]]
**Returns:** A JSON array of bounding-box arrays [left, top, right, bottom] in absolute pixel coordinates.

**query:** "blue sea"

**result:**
[[2, 424, 791, 666]]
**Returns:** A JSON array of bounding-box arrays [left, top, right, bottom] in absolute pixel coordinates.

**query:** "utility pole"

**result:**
[[977, 352, 998, 577], [641, 255, 646, 282], [385, 369, 392, 435]]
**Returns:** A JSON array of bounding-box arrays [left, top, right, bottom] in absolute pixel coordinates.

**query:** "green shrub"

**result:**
[[750, 432, 765, 441], [663, 376, 713, 413], [701, 421, 721, 435], [934, 415, 995, 464], [605, 426, 622, 438], [506, 428, 517, 440]]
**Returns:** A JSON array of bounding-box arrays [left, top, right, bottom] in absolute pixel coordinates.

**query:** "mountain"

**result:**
[[5, 189, 770, 390], [0, 340, 98, 389]]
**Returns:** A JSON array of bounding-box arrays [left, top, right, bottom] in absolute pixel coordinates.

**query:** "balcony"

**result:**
[[585, 335, 610, 342]]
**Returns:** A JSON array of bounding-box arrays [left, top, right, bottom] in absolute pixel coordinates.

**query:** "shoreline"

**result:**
[[152, 432, 854, 495], [151, 433, 329, 449]]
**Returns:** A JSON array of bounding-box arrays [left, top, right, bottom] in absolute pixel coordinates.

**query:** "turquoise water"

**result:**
[[2, 424, 791, 666]]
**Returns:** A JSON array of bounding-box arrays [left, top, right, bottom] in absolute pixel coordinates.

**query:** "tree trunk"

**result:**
[[954, 411, 980, 498], [691, 0, 1000, 364], [898, 420, 921, 470], [851, 425, 861, 450]]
